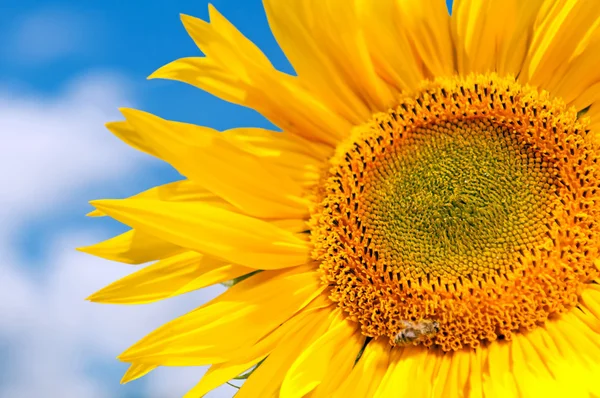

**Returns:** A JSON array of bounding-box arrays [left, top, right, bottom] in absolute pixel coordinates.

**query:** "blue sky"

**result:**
[[0, 1, 452, 397]]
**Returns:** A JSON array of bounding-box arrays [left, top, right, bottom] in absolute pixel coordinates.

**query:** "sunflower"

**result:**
[[81, 0, 600, 396]]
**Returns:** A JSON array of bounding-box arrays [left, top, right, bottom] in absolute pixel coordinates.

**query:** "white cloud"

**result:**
[[8, 9, 92, 64], [0, 71, 138, 215], [0, 73, 237, 397]]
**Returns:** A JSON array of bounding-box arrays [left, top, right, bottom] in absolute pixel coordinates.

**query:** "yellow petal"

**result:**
[[544, 312, 600, 368], [509, 333, 567, 397], [452, 0, 544, 75], [521, 0, 600, 88], [438, 350, 471, 398], [99, 122, 326, 218], [549, 36, 600, 112], [483, 340, 519, 396], [105, 121, 157, 156], [587, 106, 600, 142], [312, 331, 367, 397], [77, 229, 182, 265], [264, 0, 396, 123], [87, 179, 230, 217], [119, 108, 310, 219], [236, 307, 334, 398], [149, 56, 246, 102], [402, 348, 440, 397], [280, 309, 362, 398], [372, 346, 404, 398], [149, 8, 350, 146], [179, 10, 273, 80], [354, 0, 423, 91], [86, 209, 103, 217], [119, 266, 324, 366], [184, 297, 333, 397], [223, 127, 331, 188], [223, 128, 331, 163], [333, 339, 391, 398], [467, 346, 485, 398], [515, 312, 600, 397], [121, 363, 157, 384], [429, 353, 455, 397], [581, 284, 600, 320], [87, 251, 253, 304], [88, 180, 310, 230], [394, 0, 455, 78], [520, 3, 600, 129], [204, 2, 381, 121], [374, 346, 447, 398], [268, 220, 310, 244], [89, 180, 310, 237], [91, 198, 310, 270]]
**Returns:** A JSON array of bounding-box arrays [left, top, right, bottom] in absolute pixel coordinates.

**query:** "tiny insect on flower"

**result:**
[[393, 319, 441, 345]]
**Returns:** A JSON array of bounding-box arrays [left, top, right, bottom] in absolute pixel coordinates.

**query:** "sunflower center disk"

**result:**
[[370, 120, 551, 280], [310, 74, 600, 351]]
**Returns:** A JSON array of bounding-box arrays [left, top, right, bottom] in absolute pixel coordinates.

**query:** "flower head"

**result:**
[[82, 1, 600, 396]]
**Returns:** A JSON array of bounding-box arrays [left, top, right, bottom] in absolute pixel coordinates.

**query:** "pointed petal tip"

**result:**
[[75, 240, 143, 266], [86, 286, 123, 303], [179, 13, 201, 27], [207, 3, 219, 18], [86, 293, 117, 304], [86, 209, 103, 217], [104, 121, 130, 138], [88, 200, 105, 211], [89, 199, 116, 209], [85, 199, 104, 217], [147, 65, 168, 81], [120, 363, 158, 384], [85, 286, 110, 302], [146, 71, 158, 80], [117, 352, 131, 362], [118, 344, 150, 362], [117, 351, 141, 364], [85, 294, 96, 302], [118, 108, 158, 126], [179, 11, 214, 35], [86, 199, 126, 221], [76, 245, 101, 257], [117, 107, 137, 118], [119, 374, 138, 385]]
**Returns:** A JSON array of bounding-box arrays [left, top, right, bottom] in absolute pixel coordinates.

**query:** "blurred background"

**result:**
[[0, 0, 453, 397]]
